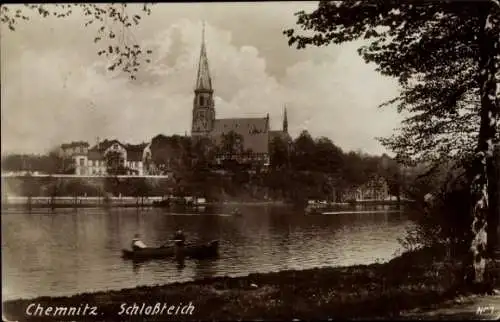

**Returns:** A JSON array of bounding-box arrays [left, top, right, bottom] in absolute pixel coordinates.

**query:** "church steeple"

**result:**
[[192, 21, 215, 137], [283, 106, 288, 133], [195, 21, 212, 92]]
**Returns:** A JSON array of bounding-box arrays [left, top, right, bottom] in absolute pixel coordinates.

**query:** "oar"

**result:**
[[161, 239, 184, 247]]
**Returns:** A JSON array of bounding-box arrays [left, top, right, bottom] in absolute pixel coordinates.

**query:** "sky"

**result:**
[[1, 2, 403, 156]]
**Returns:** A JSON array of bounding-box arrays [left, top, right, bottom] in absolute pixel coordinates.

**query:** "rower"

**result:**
[[131, 234, 147, 250], [173, 230, 186, 247]]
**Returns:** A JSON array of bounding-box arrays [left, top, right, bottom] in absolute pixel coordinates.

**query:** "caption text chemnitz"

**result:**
[[25, 302, 195, 317]]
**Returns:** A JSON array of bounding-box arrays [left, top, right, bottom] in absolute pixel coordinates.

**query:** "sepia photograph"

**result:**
[[1, 1, 499, 321]]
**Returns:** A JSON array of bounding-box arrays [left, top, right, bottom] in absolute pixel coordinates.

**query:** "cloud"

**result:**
[[1, 3, 402, 156]]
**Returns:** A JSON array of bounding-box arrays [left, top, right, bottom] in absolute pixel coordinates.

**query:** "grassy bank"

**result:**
[[3, 247, 499, 321]]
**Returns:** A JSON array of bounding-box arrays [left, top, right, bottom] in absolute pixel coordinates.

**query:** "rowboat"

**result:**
[[231, 208, 242, 216], [121, 240, 219, 261]]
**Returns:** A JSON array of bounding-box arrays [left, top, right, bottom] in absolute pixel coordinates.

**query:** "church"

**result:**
[[190, 25, 290, 167]]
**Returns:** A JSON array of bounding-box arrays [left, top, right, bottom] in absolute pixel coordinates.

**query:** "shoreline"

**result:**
[[4, 247, 498, 321], [1, 202, 289, 210], [1, 196, 408, 210]]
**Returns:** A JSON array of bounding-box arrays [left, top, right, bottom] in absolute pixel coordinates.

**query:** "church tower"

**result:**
[[283, 106, 288, 133], [191, 22, 216, 137]]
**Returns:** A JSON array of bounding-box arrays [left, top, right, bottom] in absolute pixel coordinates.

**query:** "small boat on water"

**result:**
[[231, 208, 242, 216], [122, 240, 219, 261]]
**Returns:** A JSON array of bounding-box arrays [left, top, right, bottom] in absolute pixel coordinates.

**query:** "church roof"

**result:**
[[211, 117, 270, 154], [195, 23, 212, 91]]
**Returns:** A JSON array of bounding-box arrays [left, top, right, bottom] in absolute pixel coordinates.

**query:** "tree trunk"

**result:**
[[469, 3, 499, 285], [488, 148, 500, 257]]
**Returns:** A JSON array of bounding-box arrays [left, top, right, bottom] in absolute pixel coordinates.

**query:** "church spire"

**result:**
[[195, 21, 212, 91], [283, 105, 288, 133]]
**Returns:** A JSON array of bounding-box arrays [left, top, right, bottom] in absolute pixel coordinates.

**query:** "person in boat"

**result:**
[[131, 234, 147, 251], [173, 230, 186, 247]]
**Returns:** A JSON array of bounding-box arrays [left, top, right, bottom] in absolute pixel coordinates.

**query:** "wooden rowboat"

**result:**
[[121, 240, 219, 261]]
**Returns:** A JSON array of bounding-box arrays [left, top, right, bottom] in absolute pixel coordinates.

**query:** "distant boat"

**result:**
[[305, 205, 322, 215], [231, 208, 242, 216], [122, 240, 219, 261]]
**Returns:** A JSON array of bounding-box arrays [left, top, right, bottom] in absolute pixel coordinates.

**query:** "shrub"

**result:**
[[398, 163, 472, 257]]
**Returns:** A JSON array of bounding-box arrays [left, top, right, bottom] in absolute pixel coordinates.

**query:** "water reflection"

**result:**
[[2, 205, 410, 300], [193, 258, 217, 280], [132, 262, 142, 275], [176, 257, 186, 271]]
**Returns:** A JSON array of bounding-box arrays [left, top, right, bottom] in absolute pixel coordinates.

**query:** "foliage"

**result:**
[[284, 1, 500, 165], [284, 0, 500, 284], [314, 136, 344, 174], [1, 150, 70, 174], [398, 162, 472, 253], [290, 130, 316, 171], [269, 136, 290, 170], [2, 131, 413, 203], [191, 136, 218, 170], [1, 3, 155, 79], [149, 134, 192, 174]]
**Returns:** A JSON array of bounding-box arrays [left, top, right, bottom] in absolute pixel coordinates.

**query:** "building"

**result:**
[[59, 141, 89, 158], [61, 139, 148, 176], [190, 25, 289, 167], [342, 176, 390, 202], [59, 141, 90, 173]]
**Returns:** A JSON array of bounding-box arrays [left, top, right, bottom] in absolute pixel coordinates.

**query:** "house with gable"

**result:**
[[61, 139, 148, 176]]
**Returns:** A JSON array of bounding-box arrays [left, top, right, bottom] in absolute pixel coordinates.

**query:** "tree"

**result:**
[[2, 154, 27, 172], [1, 3, 154, 79], [129, 177, 151, 206], [43, 149, 68, 174], [1, 150, 71, 174], [285, 1, 499, 285], [341, 151, 368, 187], [148, 134, 194, 176], [269, 136, 289, 170], [314, 137, 344, 174], [379, 155, 404, 201], [291, 130, 316, 171], [191, 136, 217, 170]]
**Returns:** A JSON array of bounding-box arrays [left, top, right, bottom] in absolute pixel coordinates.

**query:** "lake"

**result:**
[[2, 205, 412, 300]]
